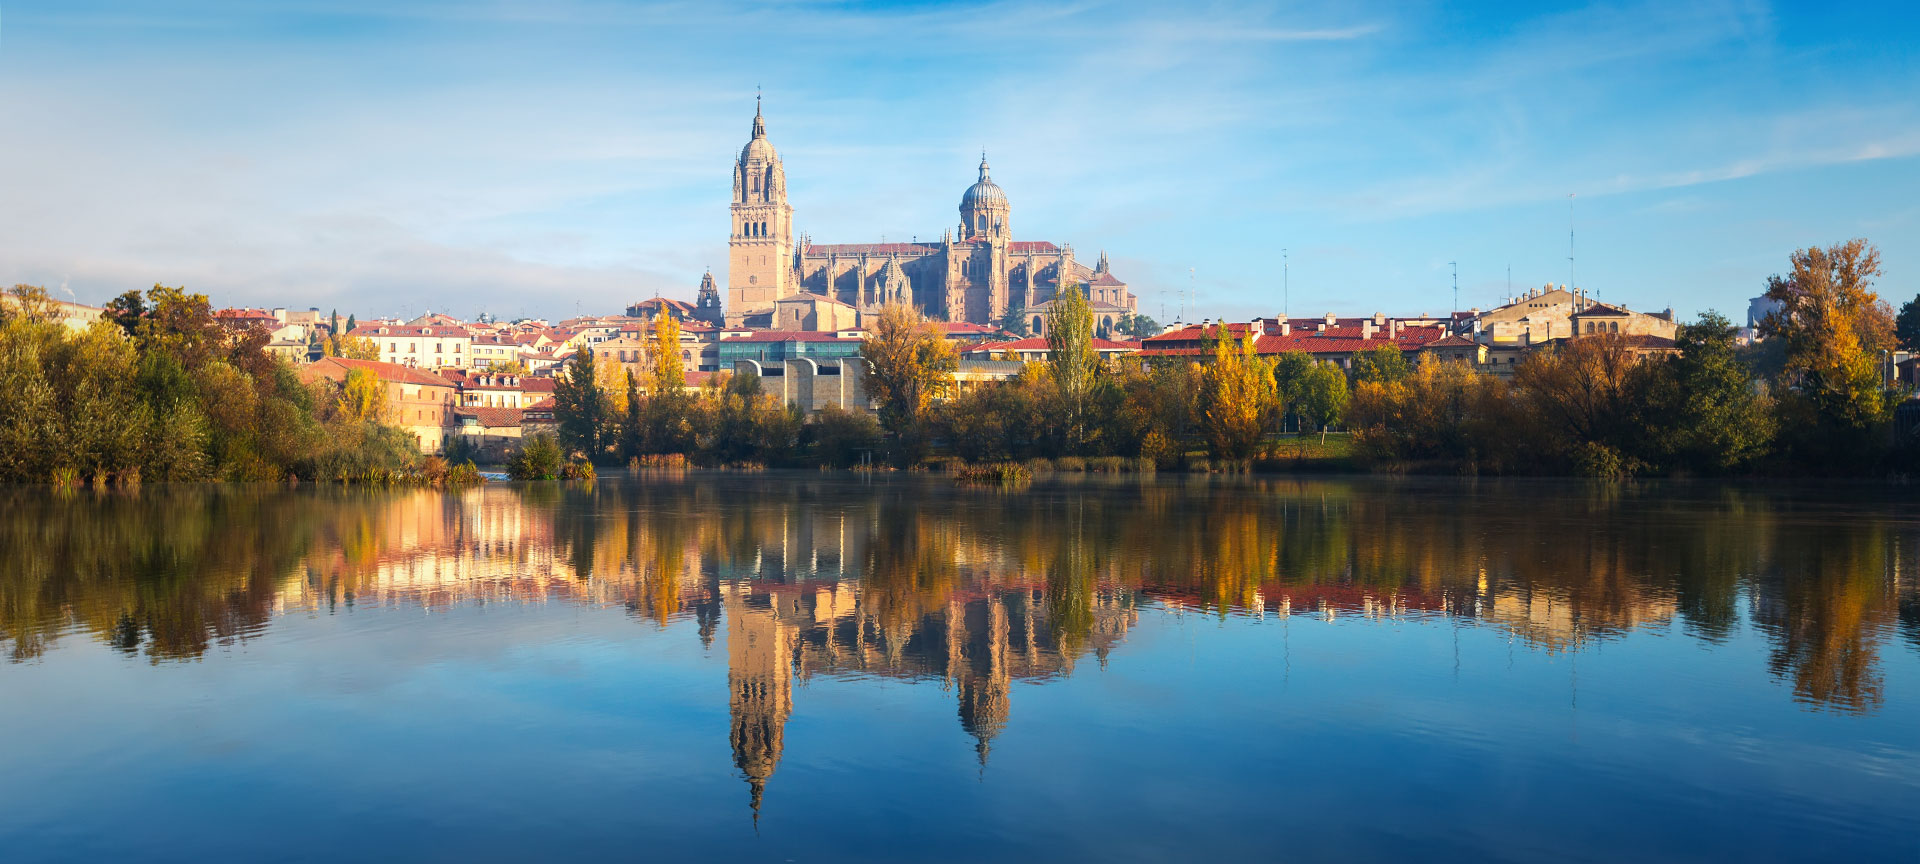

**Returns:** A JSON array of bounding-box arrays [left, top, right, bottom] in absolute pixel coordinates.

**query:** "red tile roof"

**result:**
[[520, 377, 556, 393], [965, 337, 1140, 354], [351, 325, 469, 338], [305, 357, 457, 388]]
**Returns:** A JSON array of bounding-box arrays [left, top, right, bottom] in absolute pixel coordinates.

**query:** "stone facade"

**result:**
[[725, 104, 1139, 327]]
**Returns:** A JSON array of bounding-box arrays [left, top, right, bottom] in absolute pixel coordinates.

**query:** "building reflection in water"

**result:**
[[2, 476, 1918, 810]]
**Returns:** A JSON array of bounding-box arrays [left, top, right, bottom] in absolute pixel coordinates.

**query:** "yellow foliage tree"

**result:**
[[1195, 325, 1275, 459], [337, 367, 388, 423], [859, 303, 956, 436]]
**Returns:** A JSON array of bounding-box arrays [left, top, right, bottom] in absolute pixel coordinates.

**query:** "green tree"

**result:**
[[1351, 345, 1411, 385], [554, 348, 605, 459], [1045, 283, 1101, 451], [619, 370, 643, 460], [1643, 311, 1775, 473], [1271, 351, 1314, 434], [104, 290, 147, 337], [1116, 312, 1161, 339], [998, 305, 1032, 337], [808, 404, 883, 468], [1895, 293, 1920, 352], [860, 303, 956, 440], [1297, 361, 1350, 443]]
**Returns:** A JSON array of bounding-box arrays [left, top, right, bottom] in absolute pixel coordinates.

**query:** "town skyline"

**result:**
[[3, 1, 1917, 323]]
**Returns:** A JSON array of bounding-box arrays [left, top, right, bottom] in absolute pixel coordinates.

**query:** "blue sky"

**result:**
[[1, 0, 1916, 323]]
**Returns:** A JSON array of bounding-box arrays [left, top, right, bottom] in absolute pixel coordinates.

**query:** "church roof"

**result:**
[[1088, 272, 1126, 288]]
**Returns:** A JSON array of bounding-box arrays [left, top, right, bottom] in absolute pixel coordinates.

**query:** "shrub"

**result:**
[[561, 458, 597, 480], [1055, 456, 1088, 472], [955, 462, 1032, 487], [507, 433, 564, 480]]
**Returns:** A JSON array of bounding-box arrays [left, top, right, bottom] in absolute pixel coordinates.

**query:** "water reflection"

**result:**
[[2, 475, 1918, 809]]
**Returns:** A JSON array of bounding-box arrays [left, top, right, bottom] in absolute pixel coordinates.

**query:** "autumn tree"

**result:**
[[640, 314, 696, 454], [859, 303, 956, 440], [336, 367, 389, 423], [1513, 333, 1650, 475], [1760, 239, 1896, 468], [1194, 325, 1275, 458]]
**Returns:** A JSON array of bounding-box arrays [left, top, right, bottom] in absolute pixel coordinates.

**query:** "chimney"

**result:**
[[1279, 321, 1290, 336], [1324, 312, 1337, 325], [1362, 320, 1376, 339]]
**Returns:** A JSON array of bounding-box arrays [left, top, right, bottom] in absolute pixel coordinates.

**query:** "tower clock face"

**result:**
[[749, 275, 758, 284]]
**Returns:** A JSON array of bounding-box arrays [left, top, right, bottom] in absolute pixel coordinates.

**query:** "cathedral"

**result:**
[[726, 100, 1140, 329]]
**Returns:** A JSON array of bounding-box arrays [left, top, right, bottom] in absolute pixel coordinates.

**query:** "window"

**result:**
[[436, 343, 443, 353], [409, 343, 417, 353], [390, 342, 398, 352]]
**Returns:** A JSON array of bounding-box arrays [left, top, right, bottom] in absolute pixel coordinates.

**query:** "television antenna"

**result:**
[[1449, 261, 1458, 315], [1567, 193, 1577, 291], [1282, 249, 1289, 319]]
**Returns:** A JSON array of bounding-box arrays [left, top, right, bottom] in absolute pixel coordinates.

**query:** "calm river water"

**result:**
[[2, 474, 1917, 862]]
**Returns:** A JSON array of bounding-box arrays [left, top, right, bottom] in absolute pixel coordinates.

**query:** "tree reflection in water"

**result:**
[[2, 475, 1917, 810]]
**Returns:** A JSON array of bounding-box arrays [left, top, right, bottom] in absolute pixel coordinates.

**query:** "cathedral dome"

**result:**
[[960, 157, 1007, 210]]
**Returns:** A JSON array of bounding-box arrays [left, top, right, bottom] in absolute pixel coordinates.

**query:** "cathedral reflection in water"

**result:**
[[4, 474, 1917, 818]]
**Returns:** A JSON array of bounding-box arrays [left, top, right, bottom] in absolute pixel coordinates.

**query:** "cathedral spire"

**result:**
[[752, 90, 766, 139]]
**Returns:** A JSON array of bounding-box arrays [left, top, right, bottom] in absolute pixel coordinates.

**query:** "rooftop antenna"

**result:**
[[1567, 193, 1576, 293], [1282, 249, 1289, 319], [1449, 261, 1458, 315]]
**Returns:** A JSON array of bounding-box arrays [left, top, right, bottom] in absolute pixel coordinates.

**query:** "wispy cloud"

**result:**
[[0, 0, 1916, 322]]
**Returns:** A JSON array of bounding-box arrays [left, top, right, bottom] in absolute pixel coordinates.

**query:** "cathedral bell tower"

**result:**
[[728, 97, 794, 322]]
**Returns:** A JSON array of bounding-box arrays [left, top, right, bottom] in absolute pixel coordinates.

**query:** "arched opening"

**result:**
[[1033, 316, 1043, 333], [976, 215, 986, 232]]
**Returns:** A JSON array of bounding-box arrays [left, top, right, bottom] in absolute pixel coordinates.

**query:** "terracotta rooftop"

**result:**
[[305, 356, 456, 388]]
